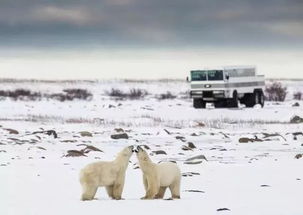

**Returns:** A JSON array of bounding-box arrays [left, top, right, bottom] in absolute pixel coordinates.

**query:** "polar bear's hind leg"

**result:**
[[81, 184, 98, 201], [169, 179, 181, 199], [106, 185, 114, 198], [155, 186, 167, 199]]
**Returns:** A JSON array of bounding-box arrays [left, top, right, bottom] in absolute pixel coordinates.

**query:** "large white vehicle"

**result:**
[[189, 66, 265, 108]]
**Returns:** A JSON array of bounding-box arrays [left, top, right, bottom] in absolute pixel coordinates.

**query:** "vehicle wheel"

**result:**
[[254, 90, 260, 105], [227, 91, 238, 108], [214, 100, 226, 108], [259, 91, 265, 107], [193, 99, 206, 109], [244, 92, 257, 108]]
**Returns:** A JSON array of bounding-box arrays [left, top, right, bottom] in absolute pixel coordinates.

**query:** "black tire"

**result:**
[[227, 91, 238, 108], [193, 99, 206, 109], [259, 91, 265, 108], [214, 100, 226, 108], [244, 91, 261, 108], [254, 90, 260, 105]]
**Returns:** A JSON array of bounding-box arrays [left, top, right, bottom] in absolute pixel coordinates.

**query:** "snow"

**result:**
[[1, 79, 303, 215]]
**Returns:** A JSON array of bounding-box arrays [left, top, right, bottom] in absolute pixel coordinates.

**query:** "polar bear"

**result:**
[[79, 145, 134, 200], [134, 146, 181, 199]]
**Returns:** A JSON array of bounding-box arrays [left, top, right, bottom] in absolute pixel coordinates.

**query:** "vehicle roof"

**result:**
[[191, 65, 256, 71]]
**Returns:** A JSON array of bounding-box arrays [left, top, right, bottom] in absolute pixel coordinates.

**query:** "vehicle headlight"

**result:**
[[191, 91, 203, 94], [213, 90, 224, 94]]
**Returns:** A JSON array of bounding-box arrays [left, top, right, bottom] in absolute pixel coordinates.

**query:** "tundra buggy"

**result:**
[[189, 66, 265, 108]]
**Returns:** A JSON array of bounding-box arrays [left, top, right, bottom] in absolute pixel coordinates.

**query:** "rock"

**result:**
[[217, 208, 230, 212], [262, 133, 286, 141], [295, 154, 303, 159], [290, 115, 303, 123], [152, 150, 167, 155], [293, 102, 300, 107], [4, 128, 19, 134], [188, 142, 196, 149], [181, 145, 193, 151], [260, 185, 270, 187], [110, 133, 129, 139], [239, 136, 263, 143], [163, 129, 171, 135], [140, 145, 150, 150], [80, 131, 93, 137], [184, 160, 203, 165], [195, 122, 205, 127], [175, 136, 186, 142], [183, 189, 204, 193], [182, 172, 200, 177], [158, 160, 176, 164], [186, 155, 208, 161], [36, 146, 46, 151], [33, 130, 58, 138], [65, 150, 87, 157], [239, 137, 251, 143], [184, 154, 207, 165], [293, 132, 303, 137], [76, 144, 103, 153], [108, 104, 115, 108], [45, 130, 58, 138], [61, 140, 77, 143], [114, 128, 124, 133], [219, 132, 230, 138]]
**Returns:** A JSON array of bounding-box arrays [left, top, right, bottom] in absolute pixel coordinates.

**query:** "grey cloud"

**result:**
[[0, 0, 302, 49]]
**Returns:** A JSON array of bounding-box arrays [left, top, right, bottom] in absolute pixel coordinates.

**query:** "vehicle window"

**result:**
[[191, 71, 207, 81], [208, 70, 223, 80]]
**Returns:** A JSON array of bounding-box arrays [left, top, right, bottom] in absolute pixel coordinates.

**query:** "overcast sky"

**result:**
[[0, 0, 303, 79]]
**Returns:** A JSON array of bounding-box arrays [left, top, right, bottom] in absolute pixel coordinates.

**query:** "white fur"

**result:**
[[136, 148, 181, 199], [79, 146, 133, 200]]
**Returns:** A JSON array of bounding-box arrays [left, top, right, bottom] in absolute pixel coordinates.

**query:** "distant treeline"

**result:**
[[0, 88, 92, 101]]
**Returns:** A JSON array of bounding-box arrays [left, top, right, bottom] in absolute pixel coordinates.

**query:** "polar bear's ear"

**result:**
[[137, 145, 143, 152], [128, 145, 134, 151]]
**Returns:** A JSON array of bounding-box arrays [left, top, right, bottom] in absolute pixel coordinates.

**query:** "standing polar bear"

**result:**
[[135, 146, 181, 199], [79, 145, 134, 200]]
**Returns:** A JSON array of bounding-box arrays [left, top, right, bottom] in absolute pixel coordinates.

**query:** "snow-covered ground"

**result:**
[[1, 79, 303, 215]]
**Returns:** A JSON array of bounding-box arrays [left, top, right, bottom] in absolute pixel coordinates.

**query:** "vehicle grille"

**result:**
[[203, 91, 213, 98]]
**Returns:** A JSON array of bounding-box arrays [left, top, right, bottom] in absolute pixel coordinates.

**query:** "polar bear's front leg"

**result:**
[[141, 174, 159, 199], [112, 183, 124, 200], [143, 175, 148, 191], [112, 174, 125, 200]]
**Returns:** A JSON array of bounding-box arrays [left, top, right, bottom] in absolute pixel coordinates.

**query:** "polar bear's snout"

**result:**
[[132, 145, 143, 153]]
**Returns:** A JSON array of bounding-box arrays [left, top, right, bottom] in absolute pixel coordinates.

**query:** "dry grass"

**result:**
[[105, 88, 148, 100], [0, 88, 92, 101], [0, 114, 287, 129]]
